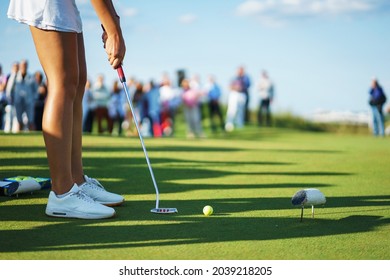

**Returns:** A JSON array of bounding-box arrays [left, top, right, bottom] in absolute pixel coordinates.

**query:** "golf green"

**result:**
[[0, 127, 389, 260]]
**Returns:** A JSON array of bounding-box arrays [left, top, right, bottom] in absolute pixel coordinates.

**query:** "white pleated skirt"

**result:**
[[7, 0, 82, 33]]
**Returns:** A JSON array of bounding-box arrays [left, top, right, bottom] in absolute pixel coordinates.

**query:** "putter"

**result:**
[[116, 66, 178, 214]]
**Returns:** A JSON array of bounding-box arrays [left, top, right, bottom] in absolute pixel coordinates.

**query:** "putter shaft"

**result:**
[[117, 67, 160, 209]]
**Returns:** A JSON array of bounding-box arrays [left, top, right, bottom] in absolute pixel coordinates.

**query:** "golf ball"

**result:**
[[203, 205, 213, 216]]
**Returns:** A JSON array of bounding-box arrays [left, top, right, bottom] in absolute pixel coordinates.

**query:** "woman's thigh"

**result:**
[[29, 27, 81, 94]]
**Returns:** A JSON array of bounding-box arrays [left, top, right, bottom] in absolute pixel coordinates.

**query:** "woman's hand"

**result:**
[[102, 29, 126, 69]]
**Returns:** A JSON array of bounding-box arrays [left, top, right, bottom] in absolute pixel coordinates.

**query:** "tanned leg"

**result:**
[[72, 33, 87, 186], [30, 27, 80, 195]]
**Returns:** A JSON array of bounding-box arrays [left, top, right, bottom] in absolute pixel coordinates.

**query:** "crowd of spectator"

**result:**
[[0, 60, 47, 133], [1, 60, 276, 138]]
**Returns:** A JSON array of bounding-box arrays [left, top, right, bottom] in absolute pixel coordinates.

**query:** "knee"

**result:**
[[48, 72, 79, 101], [78, 71, 87, 94], [72, 70, 87, 103], [57, 71, 87, 101]]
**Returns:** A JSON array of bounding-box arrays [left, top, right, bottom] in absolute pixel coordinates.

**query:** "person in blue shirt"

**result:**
[[206, 75, 224, 133], [143, 80, 162, 137], [369, 78, 386, 137]]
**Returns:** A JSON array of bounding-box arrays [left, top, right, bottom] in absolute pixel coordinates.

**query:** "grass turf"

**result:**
[[0, 126, 389, 260]]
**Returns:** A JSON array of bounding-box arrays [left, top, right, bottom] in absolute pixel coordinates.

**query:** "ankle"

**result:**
[[73, 174, 86, 186], [51, 183, 74, 195]]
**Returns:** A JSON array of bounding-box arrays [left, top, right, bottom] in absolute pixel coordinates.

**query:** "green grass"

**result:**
[[0, 126, 389, 260]]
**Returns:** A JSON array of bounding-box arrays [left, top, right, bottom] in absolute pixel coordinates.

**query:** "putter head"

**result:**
[[151, 208, 178, 214]]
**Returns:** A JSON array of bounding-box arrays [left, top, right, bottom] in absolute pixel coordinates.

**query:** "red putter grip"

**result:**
[[117, 66, 126, 83], [101, 25, 126, 83]]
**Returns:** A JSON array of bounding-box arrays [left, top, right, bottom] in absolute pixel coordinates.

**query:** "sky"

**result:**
[[1, 0, 390, 116]]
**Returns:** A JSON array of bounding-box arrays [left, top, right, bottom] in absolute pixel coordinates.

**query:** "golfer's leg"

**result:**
[[30, 27, 79, 195], [71, 33, 87, 185]]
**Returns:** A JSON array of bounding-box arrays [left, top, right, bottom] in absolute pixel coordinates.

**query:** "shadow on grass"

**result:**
[[0, 196, 389, 256], [0, 144, 344, 154], [0, 155, 294, 172], [0, 135, 345, 190], [1, 155, 350, 195], [0, 134, 371, 257]]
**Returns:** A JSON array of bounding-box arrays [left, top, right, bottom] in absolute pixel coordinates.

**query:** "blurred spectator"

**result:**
[[143, 80, 162, 137], [181, 78, 204, 138], [385, 106, 390, 136], [190, 74, 207, 120], [205, 75, 224, 133], [13, 60, 37, 131], [225, 80, 247, 132], [33, 71, 47, 131], [4, 62, 19, 133], [0, 64, 7, 129], [132, 81, 144, 125], [368, 78, 386, 137], [108, 80, 125, 135], [235, 66, 251, 124], [120, 76, 137, 136], [92, 74, 111, 134], [159, 73, 180, 136], [82, 79, 95, 133], [257, 70, 274, 127]]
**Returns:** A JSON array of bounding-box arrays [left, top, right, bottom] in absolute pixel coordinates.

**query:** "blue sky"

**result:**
[[1, 0, 389, 116]]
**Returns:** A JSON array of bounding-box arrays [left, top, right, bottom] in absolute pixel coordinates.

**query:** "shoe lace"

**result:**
[[86, 176, 105, 190], [70, 190, 95, 203]]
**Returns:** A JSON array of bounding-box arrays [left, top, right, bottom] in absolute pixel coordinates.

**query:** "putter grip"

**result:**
[[117, 66, 126, 83], [101, 24, 126, 83]]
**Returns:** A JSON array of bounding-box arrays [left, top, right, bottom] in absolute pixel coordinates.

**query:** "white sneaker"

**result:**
[[79, 175, 125, 207], [45, 184, 115, 219]]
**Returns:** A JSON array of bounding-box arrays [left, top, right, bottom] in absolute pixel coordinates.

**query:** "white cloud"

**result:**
[[236, 0, 381, 26], [308, 0, 372, 15], [123, 8, 138, 18], [236, 0, 272, 16], [178, 14, 198, 24]]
